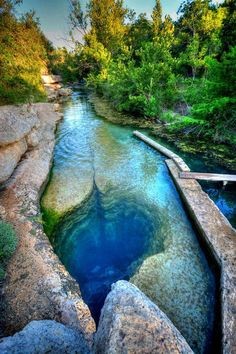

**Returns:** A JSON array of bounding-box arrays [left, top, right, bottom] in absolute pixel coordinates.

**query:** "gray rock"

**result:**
[[26, 128, 41, 148], [94, 280, 193, 354], [0, 139, 27, 183], [0, 320, 91, 354], [0, 105, 39, 146]]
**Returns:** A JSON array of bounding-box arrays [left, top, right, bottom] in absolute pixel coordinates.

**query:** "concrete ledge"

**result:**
[[166, 160, 236, 354], [133, 130, 236, 353], [133, 130, 190, 171]]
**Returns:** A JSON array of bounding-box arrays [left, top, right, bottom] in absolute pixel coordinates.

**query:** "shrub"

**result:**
[[0, 221, 17, 265]]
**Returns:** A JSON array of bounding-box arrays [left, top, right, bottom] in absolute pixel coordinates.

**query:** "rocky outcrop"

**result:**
[[0, 104, 41, 183], [0, 139, 27, 183], [0, 104, 39, 146], [41, 75, 72, 102], [0, 320, 90, 354], [94, 280, 193, 354], [0, 103, 95, 345]]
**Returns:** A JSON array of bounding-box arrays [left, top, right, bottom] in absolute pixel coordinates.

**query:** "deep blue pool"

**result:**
[[54, 187, 159, 323]]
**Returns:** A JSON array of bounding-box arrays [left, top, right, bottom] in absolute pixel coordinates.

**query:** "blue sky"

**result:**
[[17, 0, 220, 47]]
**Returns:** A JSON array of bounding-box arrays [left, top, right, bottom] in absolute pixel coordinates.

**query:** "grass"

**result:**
[[0, 221, 18, 280]]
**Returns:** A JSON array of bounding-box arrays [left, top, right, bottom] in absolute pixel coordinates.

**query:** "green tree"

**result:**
[[126, 13, 152, 59], [175, 0, 226, 76], [152, 0, 162, 40], [87, 0, 127, 55]]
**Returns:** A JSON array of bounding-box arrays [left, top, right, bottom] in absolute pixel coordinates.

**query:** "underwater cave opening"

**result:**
[[52, 187, 160, 324]]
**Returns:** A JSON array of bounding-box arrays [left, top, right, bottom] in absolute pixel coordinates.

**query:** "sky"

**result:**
[[17, 0, 221, 48]]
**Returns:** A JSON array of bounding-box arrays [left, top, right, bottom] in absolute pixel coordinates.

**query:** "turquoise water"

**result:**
[[43, 90, 217, 353]]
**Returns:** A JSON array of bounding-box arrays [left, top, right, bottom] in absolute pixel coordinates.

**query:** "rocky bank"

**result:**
[[0, 103, 95, 345]]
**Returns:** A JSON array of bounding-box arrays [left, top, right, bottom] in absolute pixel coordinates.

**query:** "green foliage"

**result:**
[[87, 41, 177, 118], [87, 0, 127, 55], [126, 14, 152, 56], [49, 47, 80, 82], [192, 98, 236, 143], [152, 0, 162, 39], [60, 0, 236, 150], [0, 2, 52, 104], [0, 221, 17, 279]]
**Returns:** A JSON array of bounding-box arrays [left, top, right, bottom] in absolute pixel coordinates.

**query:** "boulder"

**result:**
[[0, 320, 91, 354], [94, 280, 193, 354], [0, 105, 39, 146], [0, 139, 27, 183]]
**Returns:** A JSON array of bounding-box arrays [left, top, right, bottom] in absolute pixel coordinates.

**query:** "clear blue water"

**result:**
[[42, 89, 219, 353], [54, 187, 160, 323]]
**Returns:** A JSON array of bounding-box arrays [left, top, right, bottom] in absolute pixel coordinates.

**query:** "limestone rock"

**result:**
[[0, 139, 27, 183], [26, 128, 41, 148], [94, 280, 193, 354], [0, 320, 90, 354], [0, 105, 39, 146], [41, 75, 62, 84]]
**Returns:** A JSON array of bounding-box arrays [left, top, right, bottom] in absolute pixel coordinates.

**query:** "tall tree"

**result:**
[[87, 0, 127, 54], [152, 0, 162, 39]]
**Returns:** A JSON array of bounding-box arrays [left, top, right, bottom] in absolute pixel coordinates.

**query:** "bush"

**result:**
[[0, 221, 17, 266], [192, 97, 236, 143]]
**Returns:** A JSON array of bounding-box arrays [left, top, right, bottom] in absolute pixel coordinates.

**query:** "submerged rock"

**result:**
[[0, 320, 90, 354], [130, 235, 215, 353], [94, 280, 193, 354], [42, 168, 94, 226]]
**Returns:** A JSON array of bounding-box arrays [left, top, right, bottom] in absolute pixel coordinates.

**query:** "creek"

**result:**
[[41, 88, 234, 353]]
